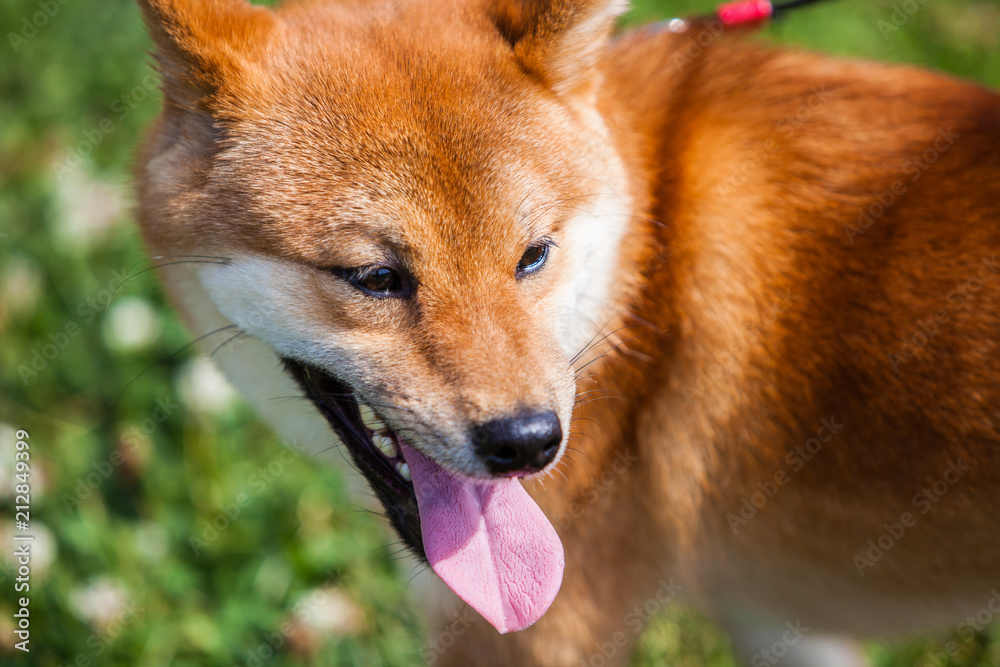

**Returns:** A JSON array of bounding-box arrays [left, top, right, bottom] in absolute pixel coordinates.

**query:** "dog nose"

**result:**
[[473, 411, 562, 475]]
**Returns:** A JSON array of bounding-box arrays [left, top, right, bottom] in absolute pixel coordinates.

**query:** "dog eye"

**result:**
[[342, 266, 410, 298], [516, 241, 551, 278]]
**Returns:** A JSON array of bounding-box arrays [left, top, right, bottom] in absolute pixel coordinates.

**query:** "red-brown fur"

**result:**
[[135, 1, 1000, 665]]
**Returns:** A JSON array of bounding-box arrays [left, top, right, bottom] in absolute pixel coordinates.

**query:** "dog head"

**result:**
[[135, 0, 635, 632]]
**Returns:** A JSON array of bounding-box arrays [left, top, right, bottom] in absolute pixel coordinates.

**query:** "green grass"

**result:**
[[1, 0, 998, 664]]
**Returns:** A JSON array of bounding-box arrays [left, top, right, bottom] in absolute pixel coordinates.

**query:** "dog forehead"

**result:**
[[210, 129, 544, 268], [213, 96, 569, 262], [193, 3, 591, 264], [263, 0, 515, 115]]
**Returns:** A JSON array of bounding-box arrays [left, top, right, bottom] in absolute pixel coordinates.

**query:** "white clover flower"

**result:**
[[69, 577, 130, 629], [54, 170, 124, 249], [175, 356, 239, 416], [133, 521, 168, 562], [102, 296, 161, 352], [292, 586, 365, 637], [1, 256, 43, 317]]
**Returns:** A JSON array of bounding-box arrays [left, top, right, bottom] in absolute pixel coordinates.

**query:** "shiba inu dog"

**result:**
[[133, 0, 1000, 664]]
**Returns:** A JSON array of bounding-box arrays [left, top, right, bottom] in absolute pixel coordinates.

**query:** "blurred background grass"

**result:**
[[1, 0, 999, 665]]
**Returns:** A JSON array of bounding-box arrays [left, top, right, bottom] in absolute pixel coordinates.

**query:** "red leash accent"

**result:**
[[716, 0, 774, 27], [664, 0, 819, 36]]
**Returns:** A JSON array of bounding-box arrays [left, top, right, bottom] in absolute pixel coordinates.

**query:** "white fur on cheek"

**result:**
[[556, 109, 634, 361], [558, 191, 632, 359], [159, 260, 371, 497], [197, 253, 356, 373]]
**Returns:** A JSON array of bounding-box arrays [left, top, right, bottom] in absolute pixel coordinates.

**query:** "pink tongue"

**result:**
[[400, 443, 564, 634]]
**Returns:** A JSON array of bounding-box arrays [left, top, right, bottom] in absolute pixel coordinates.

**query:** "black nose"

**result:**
[[473, 411, 562, 475]]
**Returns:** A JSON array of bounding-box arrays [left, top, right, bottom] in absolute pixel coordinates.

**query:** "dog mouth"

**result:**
[[282, 358, 425, 559], [282, 356, 566, 634]]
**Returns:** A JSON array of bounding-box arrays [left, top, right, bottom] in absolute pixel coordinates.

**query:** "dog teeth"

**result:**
[[358, 403, 387, 433], [374, 433, 396, 458], [397, 462, 411, 481], [359, 402, 399, 460]]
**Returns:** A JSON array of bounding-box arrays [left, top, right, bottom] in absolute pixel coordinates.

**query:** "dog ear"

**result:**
[[136, 0, 275, 112], [490, 0, 629, 99]]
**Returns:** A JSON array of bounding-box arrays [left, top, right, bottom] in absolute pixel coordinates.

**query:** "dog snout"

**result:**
[[473, 411, 562, 475]]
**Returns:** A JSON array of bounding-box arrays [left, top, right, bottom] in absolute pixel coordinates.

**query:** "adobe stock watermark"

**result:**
[[554, 448, 638, 532], [236, 580, 357, 667], [853, 458, 970, 576], [726, 417, 845, 534], [7, 0, 72, 54], [52, 74, 160, 182], [670, 18, 724, 73], [61, 396, 180, 511], [921, 588, 1000, 667], [683, 288, 799, 402], [717, 86, 832, 198], [66, 598, 144, 666], [751, 620, 810, 667], [17, 266, 130, 385], [886, 255, 999, 373], [843, 125, 960, 245], [876, 0, 928, 41], [188, 443, 303, 555], [581, 577, 684, 667], [418, 608, 479, 667]]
